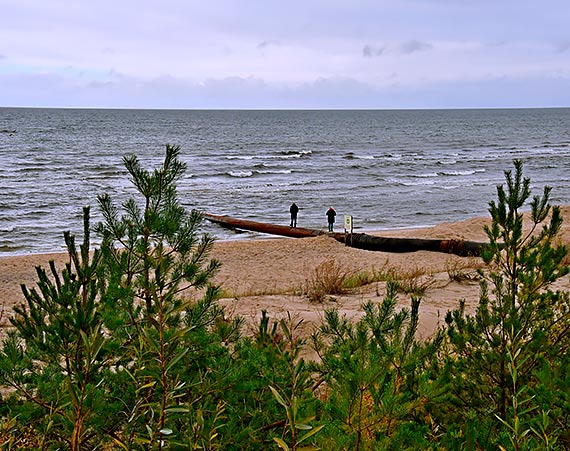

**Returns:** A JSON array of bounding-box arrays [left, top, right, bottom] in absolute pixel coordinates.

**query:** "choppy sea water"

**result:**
[[1, 108, 569, 256]]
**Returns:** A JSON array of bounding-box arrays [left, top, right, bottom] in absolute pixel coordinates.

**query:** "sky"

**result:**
[[1, 0, 570, 109]]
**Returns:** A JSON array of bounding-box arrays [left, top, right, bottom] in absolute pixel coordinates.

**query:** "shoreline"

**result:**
[[0, 223, 443, 259]]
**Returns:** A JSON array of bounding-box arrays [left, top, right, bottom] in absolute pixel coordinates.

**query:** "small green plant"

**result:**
[[342, 268, 385, 289], [0, 415, 23, 450], [183, 401, 227, 451], [269, 313, 324, 451], [367, 264, 437, 296], [496, 347, 539, 451]]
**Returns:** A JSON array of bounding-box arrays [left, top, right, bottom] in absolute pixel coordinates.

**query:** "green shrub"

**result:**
[[312, 281, 446, 450], [443, 160, 570, 449]]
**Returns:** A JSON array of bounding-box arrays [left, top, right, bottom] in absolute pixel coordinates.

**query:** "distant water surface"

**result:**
[[1, 108, 569, 255]]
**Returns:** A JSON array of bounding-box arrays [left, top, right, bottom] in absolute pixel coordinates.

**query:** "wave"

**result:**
[[435, 158, 458, 165], [84, 170, 123, 179], [439, 184, 463, 190], [343, 152, 375, 160], [0, 244, 26, 253], [266, 153, 310, 160], [390, 178, 436, 187], [226, 150, 312, 161], [14, 164, 52, 173], [539, 141, 570, 148], [255, 169, 292, 175], [411, 168, 486, 179], [226, 154, 295, 161], [196, 169, 290, 179], [382, 153, 404, 160], [226, 155, 255, 160], [438, 169, 486, 177], [290, 179, 326, 187], [227, 171, 254, 178], [280, 149, 312, 156]]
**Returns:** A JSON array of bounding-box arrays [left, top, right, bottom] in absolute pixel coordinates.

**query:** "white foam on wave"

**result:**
[[350, 155, 375, 160], [439, 169, 486, 177], [389, 177, 436, 187], [415, 172, 439, 178], [226, 152, 310, 161], [226, 155, 255, 160], [256, 169, 292, 175], [228, 170, 253, 178], [266, 153, 307, 160]]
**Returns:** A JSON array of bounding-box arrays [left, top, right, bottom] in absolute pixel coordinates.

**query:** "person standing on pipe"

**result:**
[[326, 206, 336, 232], [290, 202, 299, 227]]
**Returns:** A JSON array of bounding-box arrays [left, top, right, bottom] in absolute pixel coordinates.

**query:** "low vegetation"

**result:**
[[1, 153, 569, 450], [445, 256, 484, 282], [304, 257, 349, 303]]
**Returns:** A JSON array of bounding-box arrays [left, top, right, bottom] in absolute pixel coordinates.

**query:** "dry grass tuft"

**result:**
[[445, 256, 484, 282], [368, 265, 437, 296], [392, 267, 437, 296], [304, 257, 350, 303]]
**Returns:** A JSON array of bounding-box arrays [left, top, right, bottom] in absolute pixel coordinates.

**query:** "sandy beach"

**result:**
[[3, 208, 570, 341]]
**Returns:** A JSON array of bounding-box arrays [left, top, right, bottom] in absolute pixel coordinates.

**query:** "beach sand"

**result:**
[[3, 208, 570, 342]]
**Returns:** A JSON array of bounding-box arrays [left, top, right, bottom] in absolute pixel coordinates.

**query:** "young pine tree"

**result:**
[[444, 160, 570, 449], [312, 282, 446, 451], [0, 206, 110, 450], [95, 144, 230, 449], [0, 146, 235, 450]]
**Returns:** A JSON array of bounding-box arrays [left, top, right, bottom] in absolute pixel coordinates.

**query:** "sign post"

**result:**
[[344, 214, 353, 234]]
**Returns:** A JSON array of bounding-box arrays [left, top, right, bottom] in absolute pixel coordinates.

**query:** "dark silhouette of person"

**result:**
[[326, 206, 336, 232], [290, 202, 299, 227]]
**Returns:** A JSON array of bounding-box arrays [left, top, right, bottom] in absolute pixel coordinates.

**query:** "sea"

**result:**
[[1, 107, 570, 256]]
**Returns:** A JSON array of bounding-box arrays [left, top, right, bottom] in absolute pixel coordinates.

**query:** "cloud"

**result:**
[[362, 45, 384, 58], [362, 40, 432, 58], [400, 40, 432, 54], [2, 69, 569, 110]]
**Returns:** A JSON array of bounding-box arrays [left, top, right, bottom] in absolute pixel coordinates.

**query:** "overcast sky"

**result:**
[[1, 0, 569, 109]]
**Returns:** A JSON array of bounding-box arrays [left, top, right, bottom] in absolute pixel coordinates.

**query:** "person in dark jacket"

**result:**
[[290, 202, 299, 227], [326, 206, 336, 232]]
